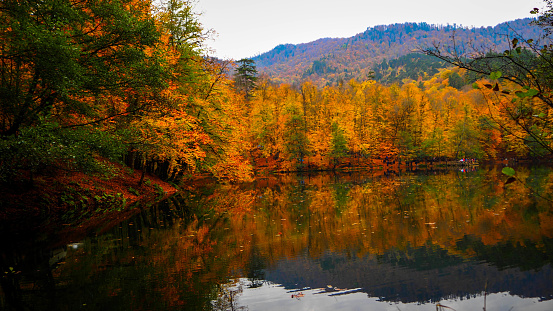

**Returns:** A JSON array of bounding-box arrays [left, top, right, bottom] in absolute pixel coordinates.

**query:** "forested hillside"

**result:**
[[2, 0, 553, 208], [253, 18, 543, 86]]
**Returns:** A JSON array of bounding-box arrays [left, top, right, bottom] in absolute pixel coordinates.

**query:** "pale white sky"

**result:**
[[196, 0, 545, 60]]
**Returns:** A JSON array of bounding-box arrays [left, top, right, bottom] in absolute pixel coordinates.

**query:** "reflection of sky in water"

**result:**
[[236, 279, 553, 311]]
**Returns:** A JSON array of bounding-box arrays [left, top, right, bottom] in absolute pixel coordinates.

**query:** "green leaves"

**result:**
[[502, 167, 516, 177], [0, 0, 167, 136], [515, 88, 539, 98], [330, 122, 348, 160], [234, 58, 258, 99], [0, 119, 127, 183], [489, 71, 502, 80], [501, 167, 517, 186], [510, 38, 523, 54]]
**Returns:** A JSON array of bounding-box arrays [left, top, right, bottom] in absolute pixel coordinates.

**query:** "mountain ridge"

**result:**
[[252, 18, 544, 86]]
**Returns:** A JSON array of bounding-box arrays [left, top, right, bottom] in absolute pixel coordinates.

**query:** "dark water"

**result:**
[[2, 167, 553, 310]]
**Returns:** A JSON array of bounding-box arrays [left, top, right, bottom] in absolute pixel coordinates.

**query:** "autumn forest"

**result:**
[[3, 0, 553, 310], [0, 0, 552, 213]]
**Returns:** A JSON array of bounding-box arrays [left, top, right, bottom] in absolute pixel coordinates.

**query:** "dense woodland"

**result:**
[[2, 3, 553, 309], [0, 0, 253, 187], [1, 0, 553, 190], [245, 69, 551, 172]]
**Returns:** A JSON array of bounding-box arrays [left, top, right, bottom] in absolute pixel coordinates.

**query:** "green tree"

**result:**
[[284, 106, 309, 169], [451, 105, 485, 159], [448, 72, 465, 89], [0, 0, 167, 136], [0, 0, 169, 184], [329, 122, 348, 169], [234, 58, 258, 99], [162, 0, 213, 93]]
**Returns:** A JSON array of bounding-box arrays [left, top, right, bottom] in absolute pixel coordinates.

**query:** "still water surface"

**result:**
[[2, 167, 553, 310]]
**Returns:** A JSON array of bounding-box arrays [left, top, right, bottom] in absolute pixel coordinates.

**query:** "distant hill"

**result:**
[[252, 18, 544, 86]]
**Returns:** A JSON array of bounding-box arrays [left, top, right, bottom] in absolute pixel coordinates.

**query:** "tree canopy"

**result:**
[[2, 0, 552, 190], [0, 0, 167, 136], [234, 58, 258, 99], [421, 1, 553, 157], [0, 0, 254, 184]]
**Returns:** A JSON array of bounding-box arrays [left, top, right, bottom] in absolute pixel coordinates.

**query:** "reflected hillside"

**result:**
[[5, 167, 552, 310]]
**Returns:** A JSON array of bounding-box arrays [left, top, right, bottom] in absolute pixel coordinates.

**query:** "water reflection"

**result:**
[[1, 167, 553, 310]]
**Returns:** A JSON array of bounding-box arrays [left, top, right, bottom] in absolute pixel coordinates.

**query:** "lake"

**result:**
[[1, 166, 553, 310]]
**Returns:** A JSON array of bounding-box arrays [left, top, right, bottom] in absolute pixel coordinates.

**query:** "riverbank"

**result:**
[[0, 154, 545, 241], [0, 162, 178, 241], [253, 154, 481, 174]]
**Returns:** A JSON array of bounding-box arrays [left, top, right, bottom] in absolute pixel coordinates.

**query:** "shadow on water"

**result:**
[[1, 166, 553, 310]]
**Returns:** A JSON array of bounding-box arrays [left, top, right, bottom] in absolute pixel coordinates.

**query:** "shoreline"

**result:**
[[0, 162, 178, 241], [1, 157, 549, 241]]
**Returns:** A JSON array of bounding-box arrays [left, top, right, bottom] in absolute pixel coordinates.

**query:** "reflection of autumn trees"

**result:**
[[197, 168, 553, 264], [43, 168, 553, 310]]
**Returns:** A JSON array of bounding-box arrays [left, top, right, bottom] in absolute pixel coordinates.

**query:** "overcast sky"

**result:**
[[196, 0, 545, 60]]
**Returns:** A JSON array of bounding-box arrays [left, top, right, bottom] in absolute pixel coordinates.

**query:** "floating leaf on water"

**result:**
[[502, 167, 516, 177]]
